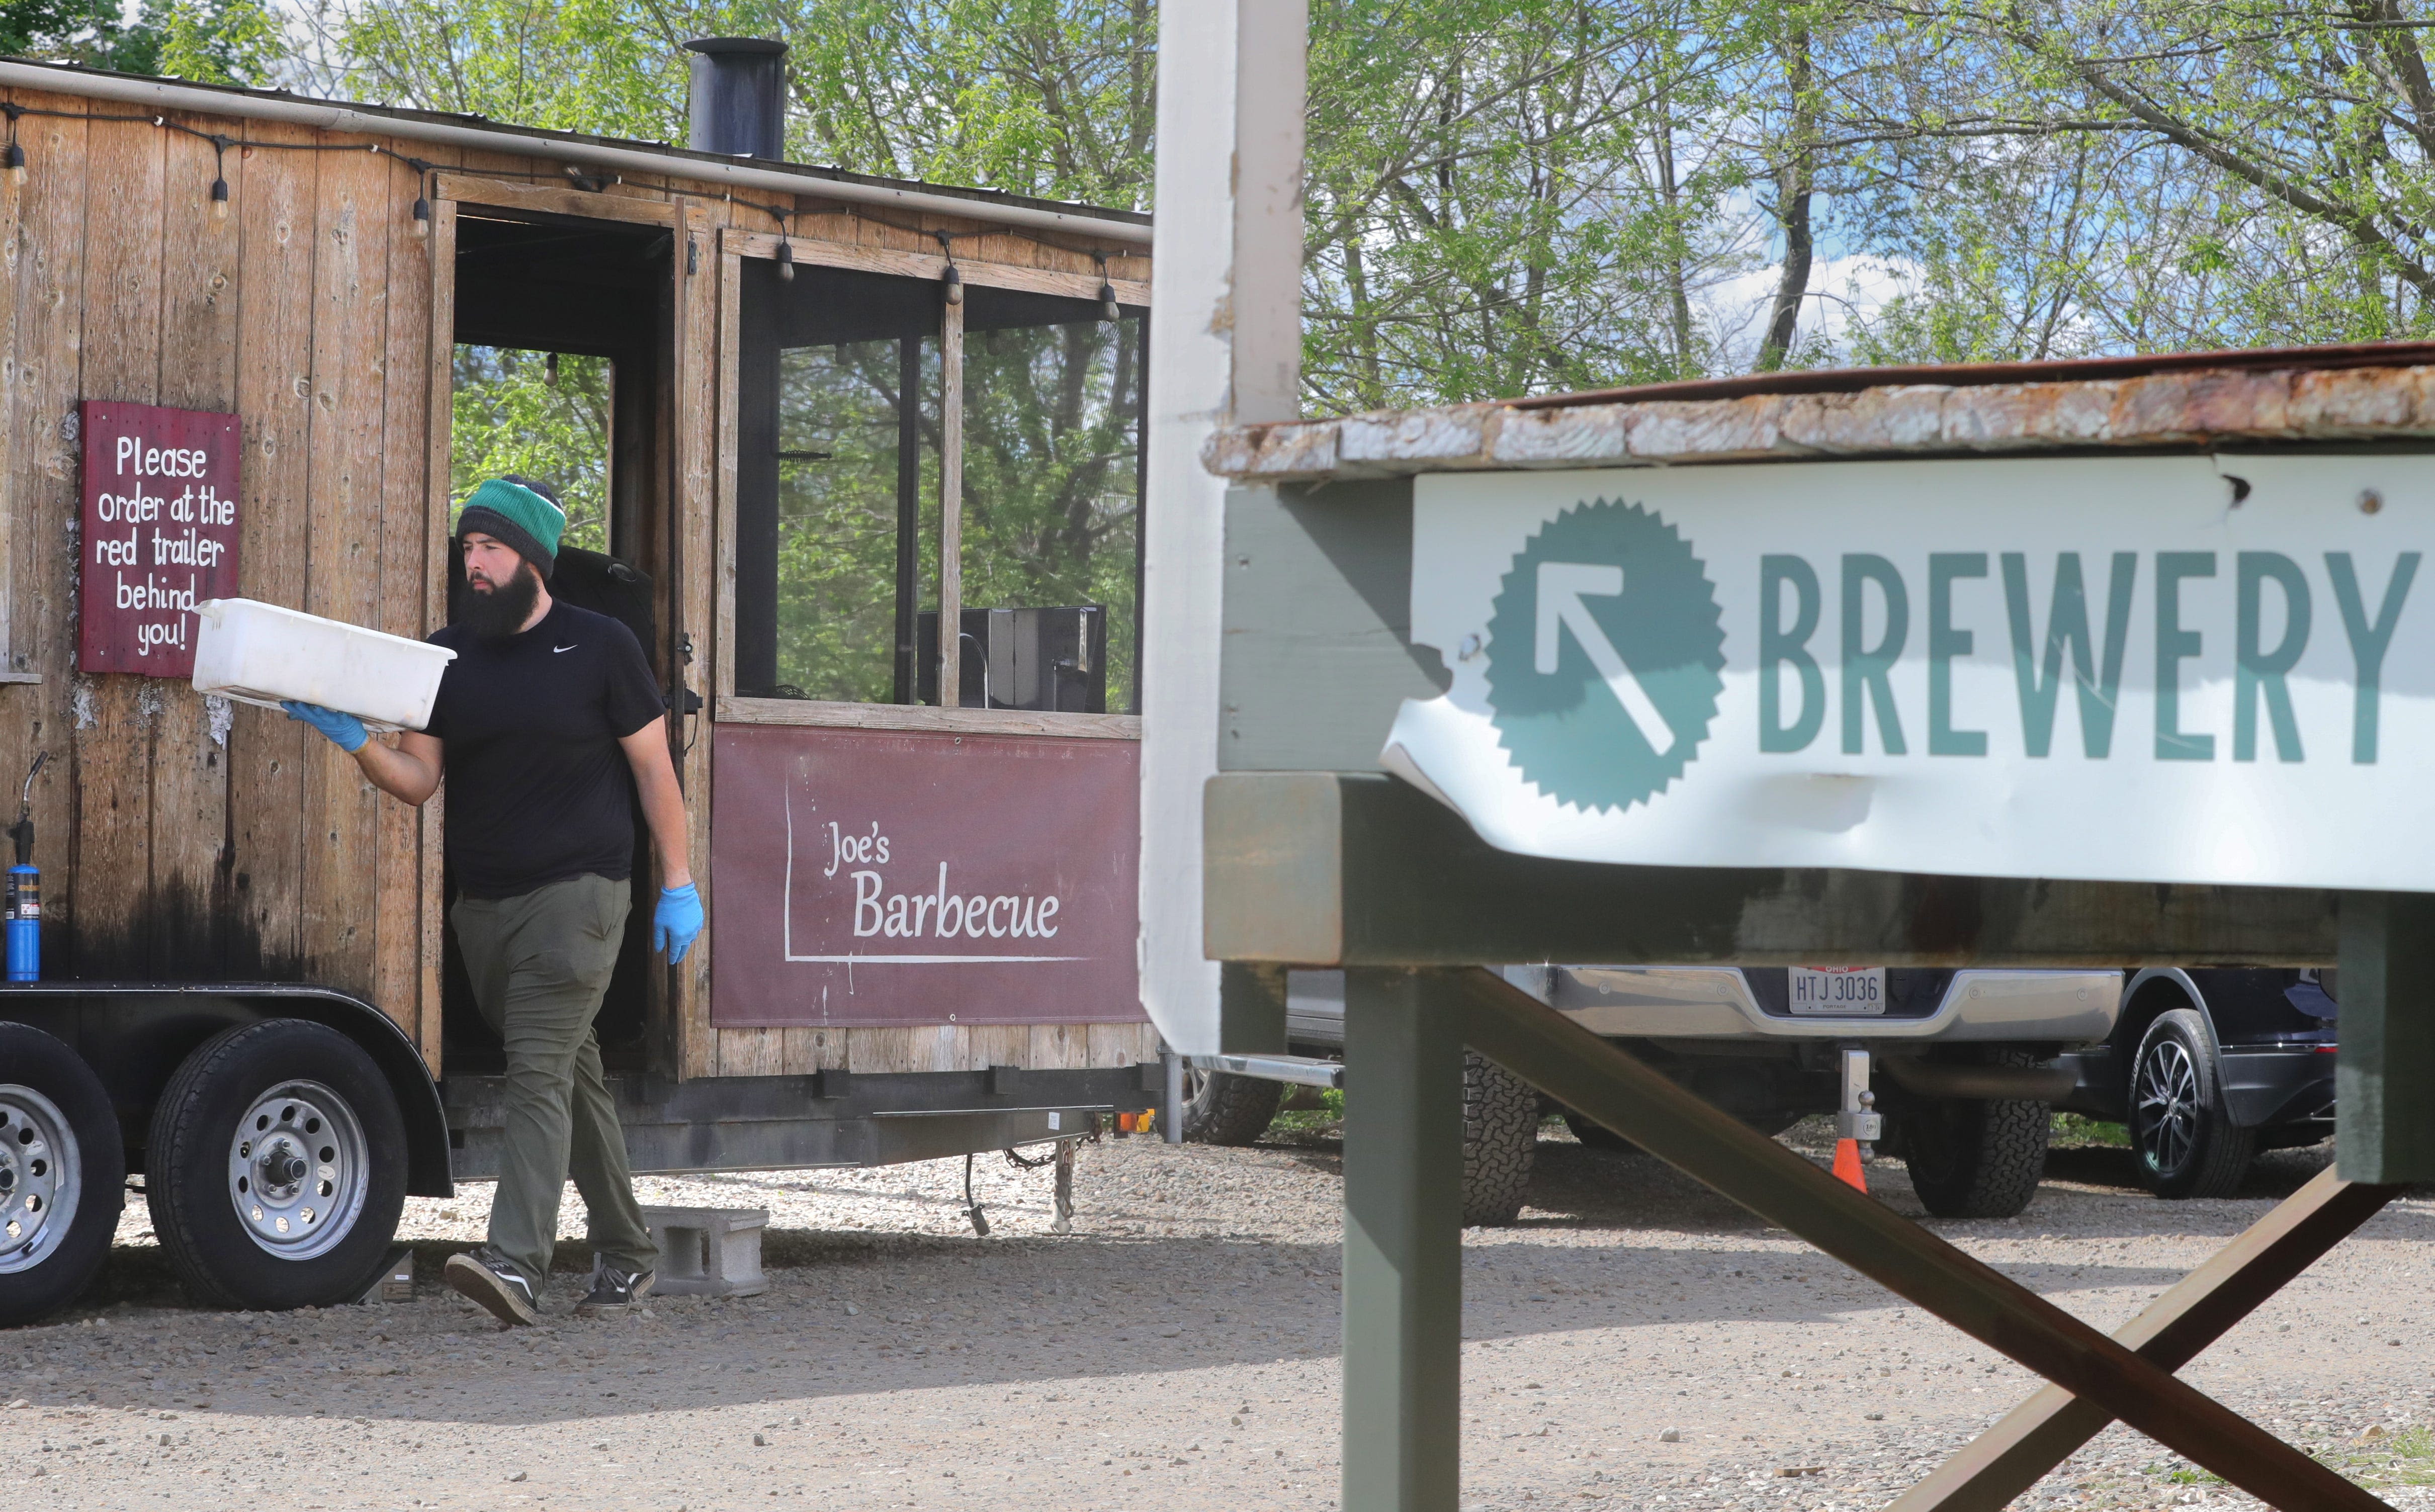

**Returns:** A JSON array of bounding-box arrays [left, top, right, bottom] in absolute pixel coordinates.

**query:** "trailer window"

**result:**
[[732, 262, 1145, 713], [945, 290, 1144, 715], [734, 261, 940, 703]]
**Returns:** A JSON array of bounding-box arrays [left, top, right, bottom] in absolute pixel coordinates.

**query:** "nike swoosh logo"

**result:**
[[553, 644, 577, 653]]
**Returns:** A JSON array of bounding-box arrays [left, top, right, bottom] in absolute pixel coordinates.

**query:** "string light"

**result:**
[[1094, 250, 1119, 322], [4, 104, 23, 188], [208, 137, 230, 222], [776, 233, 794, 282], [544, 351, 559, 387], [934, 229, 963, 305], [408, 160, 433, 237]]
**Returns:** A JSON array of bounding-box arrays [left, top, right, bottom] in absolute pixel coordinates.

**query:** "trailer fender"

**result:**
[[0, 983, 452, 1198]]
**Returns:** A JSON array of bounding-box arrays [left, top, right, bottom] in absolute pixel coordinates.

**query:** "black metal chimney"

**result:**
[[685, 38, 788, 158]]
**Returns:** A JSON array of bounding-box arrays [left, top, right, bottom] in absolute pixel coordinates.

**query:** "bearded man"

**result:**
[[283, 476, 703, 1324]]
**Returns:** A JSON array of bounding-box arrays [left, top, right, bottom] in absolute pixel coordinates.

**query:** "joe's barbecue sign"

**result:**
[[77, 400, 241, 677], [709, 724, 1142, 1028]]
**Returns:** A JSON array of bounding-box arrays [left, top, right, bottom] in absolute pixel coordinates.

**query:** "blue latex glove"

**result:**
[[282, 700, 367, 753], [655, 883, 704, 962]]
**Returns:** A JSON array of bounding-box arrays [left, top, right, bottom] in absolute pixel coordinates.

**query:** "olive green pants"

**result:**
[[452, 872, 657, 1289]]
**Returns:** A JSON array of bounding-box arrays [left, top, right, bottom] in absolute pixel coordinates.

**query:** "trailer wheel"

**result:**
[[146, 1020, 406, 1310], [1182, 1066, 1284, 1146], [1461, 1052, 1538, 1226], [1899, 1049, 2051, 1219], [0, 1023, 124, 1325]]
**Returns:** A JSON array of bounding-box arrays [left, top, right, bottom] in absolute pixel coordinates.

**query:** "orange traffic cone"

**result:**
[[1832, 1138, 1868, 1193]]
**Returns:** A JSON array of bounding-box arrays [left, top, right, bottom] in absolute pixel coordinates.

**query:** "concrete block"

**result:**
[[641, 1206, 770, 1298]]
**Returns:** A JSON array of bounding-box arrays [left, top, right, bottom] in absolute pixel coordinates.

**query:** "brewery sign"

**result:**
[[77, 400, 241, 677]]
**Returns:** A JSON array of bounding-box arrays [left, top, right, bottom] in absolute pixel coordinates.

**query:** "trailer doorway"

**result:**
[[436, 199, 679, 1074]]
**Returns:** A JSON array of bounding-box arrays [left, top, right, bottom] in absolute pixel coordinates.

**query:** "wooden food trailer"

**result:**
[[0, 52, 1157, 1322]]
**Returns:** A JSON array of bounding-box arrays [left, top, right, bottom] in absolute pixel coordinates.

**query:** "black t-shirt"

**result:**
[[424, 601, 665, 900]]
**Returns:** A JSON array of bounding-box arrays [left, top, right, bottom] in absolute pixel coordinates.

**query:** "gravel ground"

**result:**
[[6, 1120, 2431, 1511]]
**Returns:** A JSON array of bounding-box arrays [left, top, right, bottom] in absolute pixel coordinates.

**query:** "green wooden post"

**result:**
[[1342, 968, 1464, 1512], [2336, 892, 2435, 1183], [1220, 960, 1289, 1052]]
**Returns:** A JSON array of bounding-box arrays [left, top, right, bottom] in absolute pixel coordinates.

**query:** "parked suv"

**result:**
[[1186, 964, 2119, 1223], [2055, 969, 2336, 1198]]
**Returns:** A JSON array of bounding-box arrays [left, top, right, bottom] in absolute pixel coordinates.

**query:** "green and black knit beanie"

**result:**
[[454, 477, 566, 579]]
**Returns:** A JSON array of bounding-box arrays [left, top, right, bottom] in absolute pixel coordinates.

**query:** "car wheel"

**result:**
[[1181, 1066, 1284, 1146], [1461, 1053, 1538, 1226], [146, 1020, 407, 1310], [1900, 1049, 2051, 1219], [2129, 1009, 2254, 1200], [0, 1023, 125, 1325], [1560, 1110, 1639, 1152]]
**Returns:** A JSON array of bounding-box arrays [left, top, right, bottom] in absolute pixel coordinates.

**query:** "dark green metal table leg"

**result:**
[[2337, 891, 2435, 1184], [1343, 967, 1464, 1512]]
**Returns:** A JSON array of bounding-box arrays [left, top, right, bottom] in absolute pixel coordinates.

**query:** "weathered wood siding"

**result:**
[[1, 80, 1156, 1082], [0, 91, 438, 1054]]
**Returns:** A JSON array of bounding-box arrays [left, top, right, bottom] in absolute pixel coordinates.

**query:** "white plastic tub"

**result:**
[[190, 598, 456, 732]]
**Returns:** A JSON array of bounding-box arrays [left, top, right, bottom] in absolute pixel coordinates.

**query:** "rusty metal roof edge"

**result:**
[[1504, 339, 2435, 410], [1203, 347, 2435, 483]]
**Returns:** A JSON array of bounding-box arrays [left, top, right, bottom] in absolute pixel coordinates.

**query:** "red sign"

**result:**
[[77, 400, 242, 677], [709, 724, 1144, 1028]]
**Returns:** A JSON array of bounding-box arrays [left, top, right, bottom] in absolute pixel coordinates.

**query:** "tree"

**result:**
[[0, 0, 283, 82], [1301, 0, 1763, 408]]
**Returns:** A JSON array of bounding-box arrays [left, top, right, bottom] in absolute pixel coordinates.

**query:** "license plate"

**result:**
[[1788, 966, 1887, 1015]]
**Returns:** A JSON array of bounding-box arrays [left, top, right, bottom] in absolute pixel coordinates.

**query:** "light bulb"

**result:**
[[1099, 280, 1119, 322], [941, 263, 962, 306], [210, 176, 229, 221], [411, 196, 429, 238], [5, 142, 25, 188], [776, 238, 794, 282], [545, 352, 559, 388]]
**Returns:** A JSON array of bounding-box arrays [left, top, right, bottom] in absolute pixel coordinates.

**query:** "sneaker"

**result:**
[[574, 1258, 655, 1317], [444, 1246, 539, 1326]]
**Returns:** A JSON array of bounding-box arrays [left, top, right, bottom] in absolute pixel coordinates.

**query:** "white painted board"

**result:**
[[1385, 453, 2435, 892]]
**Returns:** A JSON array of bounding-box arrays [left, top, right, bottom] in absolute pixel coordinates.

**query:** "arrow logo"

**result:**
[[1534, 561, 1677, 755]]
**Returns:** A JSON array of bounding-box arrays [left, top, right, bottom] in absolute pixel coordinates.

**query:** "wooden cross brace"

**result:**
[[1455, 967, 2397, 1511], [1887, 1162, 2400, 1509]]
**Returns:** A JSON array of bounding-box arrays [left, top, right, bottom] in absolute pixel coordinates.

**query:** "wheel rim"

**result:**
[[2134, 1038, 2199, 1176], [224, 1080, 368, 1261], [0, 1084, 80, 1274]]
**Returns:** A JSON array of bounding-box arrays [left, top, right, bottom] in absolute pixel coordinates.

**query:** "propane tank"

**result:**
[[7, 751, 45, 982]]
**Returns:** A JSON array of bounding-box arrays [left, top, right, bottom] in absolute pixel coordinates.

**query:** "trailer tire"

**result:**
[[1462, 1052, 1538, 1226], [1899, 1049, 2051, 1219], [1182, 1067, 1284, 1146], [0, 1023, 124, 1326], [146, 1020, 406, 1311]]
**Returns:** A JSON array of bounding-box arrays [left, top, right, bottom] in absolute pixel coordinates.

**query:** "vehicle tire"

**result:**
[[1181, 1066, 1284, 1146], [2129, 1009, 2255, 1200], [146, 1020, 406, 1310], [0, 1022, 124, 1326], [1561, 1110, 1639, 1153], [1461, 1052, 1538, 1226], [1900, 1049, 2051, 1219]]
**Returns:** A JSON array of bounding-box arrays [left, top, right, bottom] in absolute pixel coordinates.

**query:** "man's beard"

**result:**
[[453, 560, 542, 641]]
